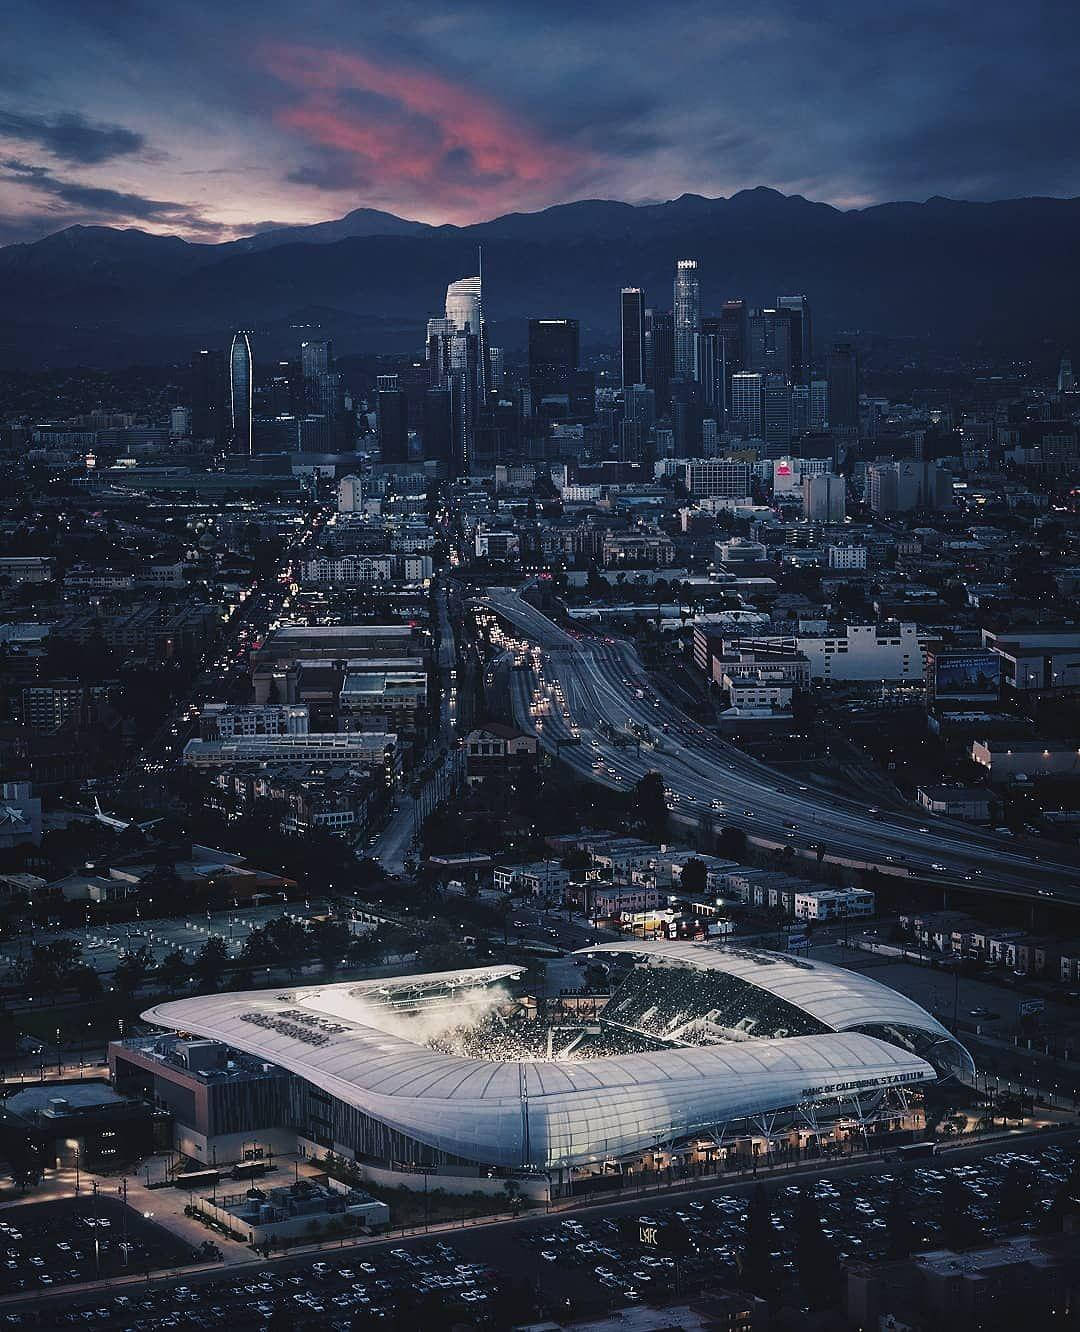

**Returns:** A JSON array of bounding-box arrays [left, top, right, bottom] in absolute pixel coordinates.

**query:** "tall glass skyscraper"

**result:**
[[673, 259, 700, 379], [620, 287, 645, 388], [445, 275, 485, 392], [229, 329, 253, 455]]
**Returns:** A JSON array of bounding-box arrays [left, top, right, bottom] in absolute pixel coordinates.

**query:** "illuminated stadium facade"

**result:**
[[133, 944, 973, 1198]]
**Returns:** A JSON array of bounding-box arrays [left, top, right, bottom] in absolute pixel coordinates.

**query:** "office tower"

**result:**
[[696, 324, 725, 417], [802, 472, 847, 522], [189, 348, 227, 444], [868, 460, 951, 513], [301, 339, 332, 393], [488, 346, 504, 390], [719, 300, 747, 373], [827, 343, 859, 430], [448, 330, 480, 477], [315, 370, 345, 446], [764, 375, 794, 452], [673, 259, 700, 377], [777, 295, 813, 383], [1059, 353, 1075, 393], [169, 406, 191, 439], [792, 385, 809, 434], [620, 287, 646, 388], [670, 375, 703, 457], [528, 318, 579, 403], [730, 372, 764, 437], [426, 316, 454, 356], [620, 383, 655, 463], [397, 362, 433, 431], [445, 275, 485, 392], [809, 379, 829, 430], [422, 388, 452, 467], [646, 309, 675, 408], [376, 374, 408, 464], [229, 330, 253, 454], [748, 308, 793, 378]]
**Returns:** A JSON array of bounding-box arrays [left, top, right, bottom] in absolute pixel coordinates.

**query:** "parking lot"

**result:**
[[0, 1136, 1076, 1327], [0, 903, 332, 979], [0, 1197, 196, 1299]]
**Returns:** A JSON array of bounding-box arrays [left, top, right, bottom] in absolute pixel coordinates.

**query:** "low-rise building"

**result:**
[[493, 861, 570, 900], [793, 887, 875, 921], [916, 785, 992, 822]]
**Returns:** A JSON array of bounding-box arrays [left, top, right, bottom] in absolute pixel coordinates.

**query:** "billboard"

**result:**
[[930, 650, 1001, 700]]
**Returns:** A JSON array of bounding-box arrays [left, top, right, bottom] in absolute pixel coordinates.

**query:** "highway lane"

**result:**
[[480, 588, 1080, 905]]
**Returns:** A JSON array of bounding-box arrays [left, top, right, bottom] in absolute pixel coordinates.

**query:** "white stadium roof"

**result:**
[[580, 939, 957, 1039], [142, 956, 945, 1171]]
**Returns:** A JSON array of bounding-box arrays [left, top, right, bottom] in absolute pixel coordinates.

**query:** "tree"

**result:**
[[192, 936, 229, 992], [114, 945, 156, 998], [70, 965, 103, 1004], [632, 771, 668, 841], [716, 826, 748, 860], [308, 919, 352, 973], [740, 1183, 773, 1296], [157, 947, 190, 992], [679, 857, 708, 895], [999, 1162, 1034, 1228]]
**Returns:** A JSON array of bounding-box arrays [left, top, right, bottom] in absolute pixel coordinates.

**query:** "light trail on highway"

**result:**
[[479, 588, 1080, 907]]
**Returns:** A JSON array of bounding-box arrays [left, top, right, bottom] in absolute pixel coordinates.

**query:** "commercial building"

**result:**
[[980, 628, 1080, 693], [803, 472, 847, 522], [868, 460, 952, 513], [492, 861, 570, 900], [732, 622, 929, 682], [136, 945, 967, 1196], [793, 888, 875, 921], [970, 739, 1080, 781], [200, 703, 309, 740], [826, 543, 866, 570], [673, 260, 700, 378], [620, 287, 646, 388], [915, 786, 993, 822], [683, 458, 753, 499], [183, 732, 400, 783]]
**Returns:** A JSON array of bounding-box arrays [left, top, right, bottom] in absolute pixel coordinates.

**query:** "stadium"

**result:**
[[134, 942, 973, 1199]]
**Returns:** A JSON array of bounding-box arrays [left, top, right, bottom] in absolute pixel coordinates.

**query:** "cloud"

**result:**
[[0, 159, 223, 234], [0, 109, 146, 164], [263, 43, 599, 221]]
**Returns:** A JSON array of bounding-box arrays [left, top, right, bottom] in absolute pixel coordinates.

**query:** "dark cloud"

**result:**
[[0, 159, 221, 234], [0, 109, 146, 164]]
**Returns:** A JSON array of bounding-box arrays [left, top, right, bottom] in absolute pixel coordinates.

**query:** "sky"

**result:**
[[0, 0, 1076, 246]]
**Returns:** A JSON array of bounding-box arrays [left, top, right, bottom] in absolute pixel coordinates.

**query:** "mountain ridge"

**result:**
[[1, 188, 1078, 366]]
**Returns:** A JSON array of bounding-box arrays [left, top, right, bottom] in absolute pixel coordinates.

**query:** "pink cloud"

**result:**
[[262, 44, 593, 220]]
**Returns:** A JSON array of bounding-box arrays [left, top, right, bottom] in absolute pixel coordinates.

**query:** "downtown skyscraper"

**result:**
[[620, 287, 645, 388], [673, 259, 700, 379], [229, 329, 253, 454]]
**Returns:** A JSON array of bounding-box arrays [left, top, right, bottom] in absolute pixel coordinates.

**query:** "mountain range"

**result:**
[[1, 188, 1078, 368]]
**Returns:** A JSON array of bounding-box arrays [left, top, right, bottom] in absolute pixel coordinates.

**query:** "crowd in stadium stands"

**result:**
[[600, 962, 827, 1044]]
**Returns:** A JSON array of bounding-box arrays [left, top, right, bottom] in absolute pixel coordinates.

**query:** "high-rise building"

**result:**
[[445, 275, 485, 393], [763, 375, 794, 452], [488, 346, 504, 390], [528, 318, 579, 403], [190, 348, 227, 445], [809, 379, 829, 430], [802, 472, 847, 522], [696, 323, 725, 417], [169, 406, 191, 439], [670, 375, 703, 457], [868, 460, 951, 513], [620, 287, 645, 389], [620, 383, 655, 462], [376, 374, 408, 464], [719, 301, 747, 374], [827, 343, 859, 431], [777, 295, 812, 383], [229, 330, 254, 455], [673, 259, 700, 378], [646, 309, 675, 408], [448, 331, 480, 478], [1058, 353, 1075, 393], [301, 339, 332, 391], [422, 389, 452, 467], [748, 308, 793, 378], [730, 371, 764, 437]]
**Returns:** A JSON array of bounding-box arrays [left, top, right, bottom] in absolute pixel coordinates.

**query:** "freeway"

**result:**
[[478, 587, 1080, 906]]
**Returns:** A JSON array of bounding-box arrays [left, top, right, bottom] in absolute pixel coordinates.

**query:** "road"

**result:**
[[479, 587, 1080, 907], [370, 581, 461, 877]]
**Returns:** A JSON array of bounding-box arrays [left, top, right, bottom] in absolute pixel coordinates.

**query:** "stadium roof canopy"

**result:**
[[581, 939, 956, 1038], [143, 956, 947, 1172]]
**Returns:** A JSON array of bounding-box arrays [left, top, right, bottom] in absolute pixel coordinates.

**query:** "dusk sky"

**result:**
[[1, 0, 1076, 246]]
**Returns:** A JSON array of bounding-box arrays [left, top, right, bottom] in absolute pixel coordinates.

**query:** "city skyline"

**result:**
[[1, 0, 1079, 245]]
